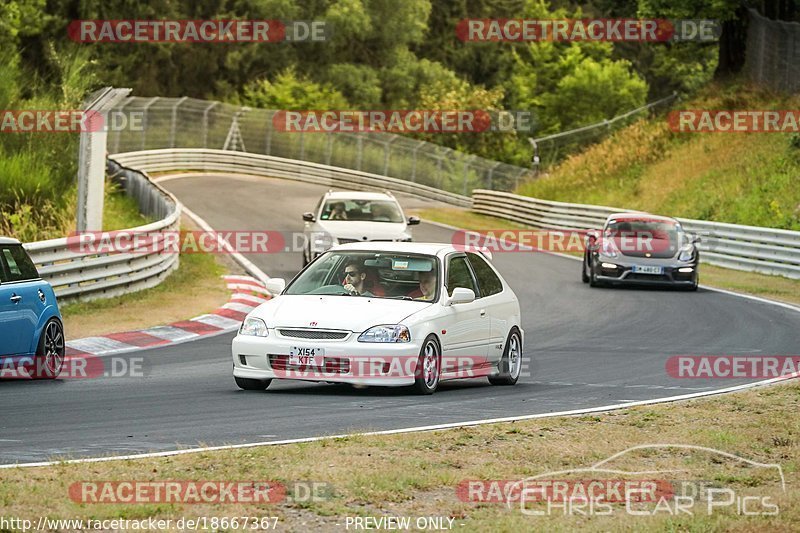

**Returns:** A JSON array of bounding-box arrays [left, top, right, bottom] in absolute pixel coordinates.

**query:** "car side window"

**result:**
[[0, 245, 39, 282], [466, 252, 503, 297], [446, 255, 478, 297]]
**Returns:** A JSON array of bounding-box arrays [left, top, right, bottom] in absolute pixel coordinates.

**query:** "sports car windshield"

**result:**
[[320, 199, 404, 223], [286, 251, 439, 301], [605, 219, 683, 242]]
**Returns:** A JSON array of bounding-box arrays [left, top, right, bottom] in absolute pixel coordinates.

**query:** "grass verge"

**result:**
[[413, 207, 800, 306], [2, 380, 797, 531]]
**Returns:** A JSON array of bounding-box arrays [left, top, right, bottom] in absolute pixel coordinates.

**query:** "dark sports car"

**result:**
[[582, 213, 700, 290]]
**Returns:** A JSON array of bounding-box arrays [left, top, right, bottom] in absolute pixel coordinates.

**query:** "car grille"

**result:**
[[277, 329, 349, 340], [337, 238, 360, 244], [627, 273, 671, 282], [269, 355, 350, 373]]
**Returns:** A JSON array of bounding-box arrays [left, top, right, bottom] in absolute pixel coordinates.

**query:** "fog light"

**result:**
[[601, 262, 618, 269], [678, 267, 694, 273], [239, 354, 247, 365]]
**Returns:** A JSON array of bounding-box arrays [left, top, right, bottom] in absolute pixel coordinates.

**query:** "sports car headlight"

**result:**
[[678, 246, 695, 262], [240, 317, 269, 337], [601, 237, 619, 258], [358, 325, 411, 343]]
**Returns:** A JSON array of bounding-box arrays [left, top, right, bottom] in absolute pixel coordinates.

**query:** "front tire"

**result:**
[[589, 260, 600, 287], [489, 328, 522, 386], [235, 376, 272, 390], [413, 335, 441, 395], [581, 253, 590, 283], [33, 319, 65, 379]]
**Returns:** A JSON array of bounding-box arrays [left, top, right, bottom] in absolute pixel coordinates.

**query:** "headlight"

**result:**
[[358, 325, 411, 343], [240, 317, 269, 337], [601, 237, 619, 258], [312, 232, 337, 251], [678, 246, 695, 262]]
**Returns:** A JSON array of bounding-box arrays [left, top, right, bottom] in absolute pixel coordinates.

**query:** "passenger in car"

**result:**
[[407, 269, 436, 301]]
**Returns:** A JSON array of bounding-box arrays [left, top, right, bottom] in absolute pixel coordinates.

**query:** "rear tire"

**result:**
[[489, 329, 522, 386], [235, 376, 271, 390], [413, 336, 441, 395], [33, 319, 64, 379]]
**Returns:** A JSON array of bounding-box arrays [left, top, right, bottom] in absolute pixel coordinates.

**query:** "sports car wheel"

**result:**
[[34, 319, 65, 379], [414, 335, 441, 395], [589, 261, 600, 287], [581, 253, 590, 283], [235, 376, 272, 390], [489, 328, 522, 386]]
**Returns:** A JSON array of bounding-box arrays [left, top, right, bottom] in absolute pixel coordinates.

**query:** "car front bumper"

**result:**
[[593, 256, 698, 286], [232, 333, 423, 387]]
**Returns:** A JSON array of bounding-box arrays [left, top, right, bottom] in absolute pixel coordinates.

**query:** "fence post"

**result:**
[[140, 97, 158, 150], [169, 96, 187, 148], [383, 134, 397, 176], [298, 130, 305, 160], [325, 132, 333, 165], [356, 134, 363, 171], [264, 111, 273, 155], [410, 140, 424, 182], [202, 101, 217, 149]]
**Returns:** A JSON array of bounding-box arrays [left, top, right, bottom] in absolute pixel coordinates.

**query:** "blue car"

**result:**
[[0, 237, 64, 379]]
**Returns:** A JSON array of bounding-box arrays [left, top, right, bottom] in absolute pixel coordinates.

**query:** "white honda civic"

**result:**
[[232, 242, 523, 394]]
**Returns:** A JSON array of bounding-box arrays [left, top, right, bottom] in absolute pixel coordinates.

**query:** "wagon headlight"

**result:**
[[358, 325, 411, 343], [240, 317, 269, 337], [678, 245, 695, 262]]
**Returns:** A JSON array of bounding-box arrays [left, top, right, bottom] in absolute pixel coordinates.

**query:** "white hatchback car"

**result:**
[[301, 191, 420, 266], [232, 242, 523, 394]]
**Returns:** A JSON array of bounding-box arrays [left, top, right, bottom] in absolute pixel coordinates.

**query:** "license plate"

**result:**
[[288, 346, 325, 366], [632, 265, 664, 275]]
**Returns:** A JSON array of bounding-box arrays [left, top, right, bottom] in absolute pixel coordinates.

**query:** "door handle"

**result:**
[[10, 294, 22, 303], [480, 309, 486, 317]]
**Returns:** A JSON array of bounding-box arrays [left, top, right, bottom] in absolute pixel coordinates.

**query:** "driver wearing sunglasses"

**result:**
[[342, 260, 373, 296]]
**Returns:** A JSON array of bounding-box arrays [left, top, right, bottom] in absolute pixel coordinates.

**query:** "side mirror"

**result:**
[[447, 287, 476, 305], [691, 235, 702, 245], [265, 278, 286, 295], [407, 216, 421, 226], [585, 229, 600, 250], [302, 212, 316, 222]]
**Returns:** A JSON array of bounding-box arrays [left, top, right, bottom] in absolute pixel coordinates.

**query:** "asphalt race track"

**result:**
[[2, 174, 799, 464]]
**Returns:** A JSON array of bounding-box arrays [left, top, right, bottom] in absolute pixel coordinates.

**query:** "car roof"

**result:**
[[331, 241, 457, 256], [606, 212, 678, 224], [0, 236, 21, 245], [324, 190, 397, 201]]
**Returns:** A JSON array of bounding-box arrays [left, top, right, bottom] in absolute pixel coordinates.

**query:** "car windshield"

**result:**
[[320, 199, 404, 223], [285, 251, 439, 301], [605, 219, 683, 242]]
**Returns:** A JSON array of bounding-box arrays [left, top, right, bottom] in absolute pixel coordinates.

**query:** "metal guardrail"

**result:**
[[472, 190, 800, 279], [111, 148, 473, 208], [23, 160, 181, 300]]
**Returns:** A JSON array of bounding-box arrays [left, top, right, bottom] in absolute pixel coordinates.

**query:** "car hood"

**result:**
[[249, 295, 432, 332], [317, 220, 409, 241]]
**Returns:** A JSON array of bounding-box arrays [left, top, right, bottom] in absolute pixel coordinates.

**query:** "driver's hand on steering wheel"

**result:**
[[343, 283, 358, 295]]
